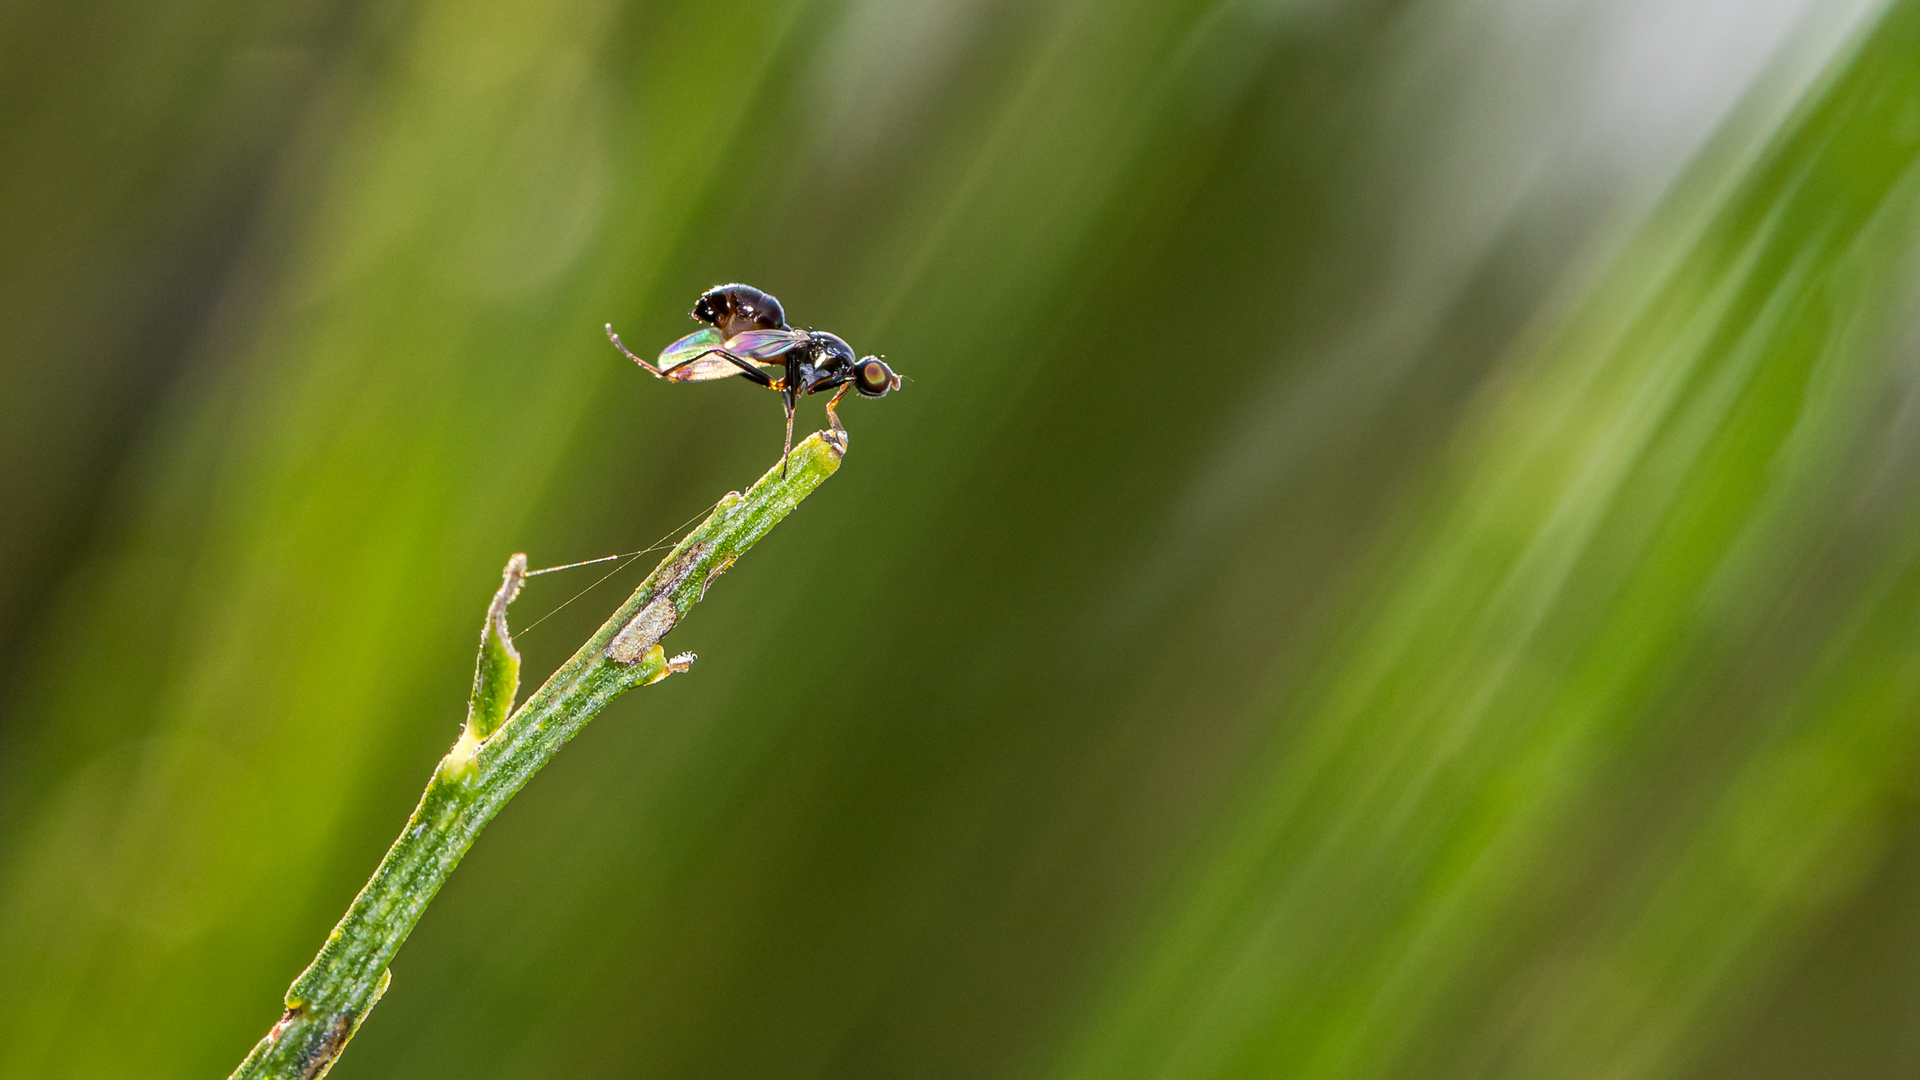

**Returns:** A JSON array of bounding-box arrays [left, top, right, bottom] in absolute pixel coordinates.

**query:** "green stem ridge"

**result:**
[[229, 431, 847, 1080]]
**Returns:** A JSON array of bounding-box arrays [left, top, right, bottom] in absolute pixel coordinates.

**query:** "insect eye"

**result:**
[[857, 359, 894, 397]]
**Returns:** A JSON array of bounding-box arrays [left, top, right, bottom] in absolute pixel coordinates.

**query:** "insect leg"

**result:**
[[714, 351, 776, 387], [783, 397, 802, 477], [605, 324, 666, 377], [824, 383, 852, 433], [779, 397, 797, 478]]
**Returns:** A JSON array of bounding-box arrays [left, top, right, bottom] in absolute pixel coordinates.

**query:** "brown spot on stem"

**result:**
[[607, 598, 677, 665], [604, 542, 708, 665], [655, 541, 708, 596], [292, 1011, 356, 1080], [269, 1005, 304, 1041]]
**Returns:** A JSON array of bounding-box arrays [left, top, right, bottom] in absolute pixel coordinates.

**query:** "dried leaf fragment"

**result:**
[[642, 649, 698, 684]]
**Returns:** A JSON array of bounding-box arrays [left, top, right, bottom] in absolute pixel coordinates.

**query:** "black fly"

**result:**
[[607, 283, 901, 473]]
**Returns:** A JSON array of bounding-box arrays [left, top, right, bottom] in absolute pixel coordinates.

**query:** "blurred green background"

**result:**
[[6, 0, 1920, 1077]]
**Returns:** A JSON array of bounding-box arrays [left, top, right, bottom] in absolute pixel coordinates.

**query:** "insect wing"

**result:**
[[724, 328, 808, 360], [657, 327, 725, 369], [667, 354, 773, 382], [657, 328, 783, 383]]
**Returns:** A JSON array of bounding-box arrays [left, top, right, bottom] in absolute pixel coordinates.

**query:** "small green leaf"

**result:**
[[441, 553, 525, 782], [464, 553, 526, 743]]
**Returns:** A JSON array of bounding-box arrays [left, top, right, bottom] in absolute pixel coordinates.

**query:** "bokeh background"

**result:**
[[5, 0, 1920, 1077]]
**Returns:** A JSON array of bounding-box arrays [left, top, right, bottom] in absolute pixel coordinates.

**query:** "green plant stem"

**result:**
[[229, 431, 846, 1080]]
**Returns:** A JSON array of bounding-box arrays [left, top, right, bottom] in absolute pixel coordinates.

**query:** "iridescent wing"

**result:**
[[666, 354, 777, 382], [656, 327, 778, 383], [657, 327, 723, 368], [724, 328, 809, 360]]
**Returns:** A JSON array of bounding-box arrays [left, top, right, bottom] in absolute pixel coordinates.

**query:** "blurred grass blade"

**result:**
[[1052, 5, 1920, 1079]]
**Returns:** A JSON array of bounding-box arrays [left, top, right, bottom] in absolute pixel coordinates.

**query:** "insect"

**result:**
[[606, 283, 901, 472]]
